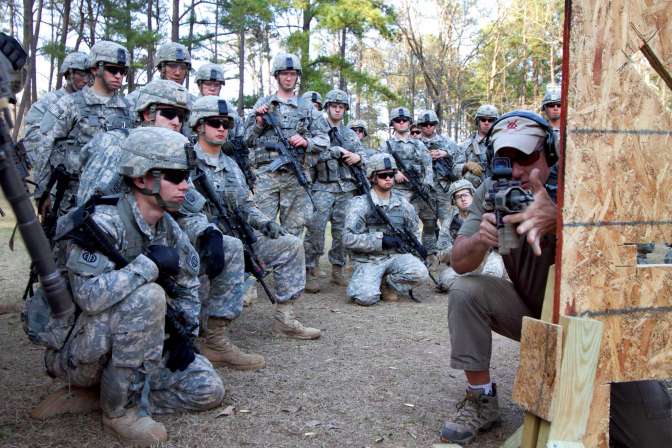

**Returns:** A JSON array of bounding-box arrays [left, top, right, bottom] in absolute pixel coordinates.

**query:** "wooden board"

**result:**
[[512, 318, 563, 421]]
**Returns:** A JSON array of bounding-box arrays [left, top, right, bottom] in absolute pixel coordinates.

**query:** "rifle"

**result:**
[[186, 145, 277, 304], [426, 141, 458, 183], [386, 141, 439, 220], [328, 126, 369, 194], [262, 110, 315, 208], [223, 136, 256, 192]]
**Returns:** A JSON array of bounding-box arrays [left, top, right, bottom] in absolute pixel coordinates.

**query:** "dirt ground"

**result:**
[[0, 209, 525, 448]]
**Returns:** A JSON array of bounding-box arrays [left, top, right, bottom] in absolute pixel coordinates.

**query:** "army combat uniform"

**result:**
[[456, 132, 488, 188], [343, 188, 429, 306]]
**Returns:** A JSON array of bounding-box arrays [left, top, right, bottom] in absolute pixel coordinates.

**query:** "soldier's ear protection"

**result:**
[[484, 110, 558, 169]]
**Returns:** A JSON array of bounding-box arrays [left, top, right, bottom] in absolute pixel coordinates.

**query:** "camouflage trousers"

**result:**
[[438, 251, 507, 292], [395, 187, 454, 253], [303, 188, 355, 269], [199, 234, 246, 321], [252, 233, 306, 303], [254, 168, 312, 237], [347, 254, 429, 306], [45, 283, 224, 416]]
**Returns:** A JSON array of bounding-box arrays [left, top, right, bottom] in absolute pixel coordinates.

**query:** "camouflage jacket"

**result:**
[[435, 207, 464, 263], [380, 134, 433, 191], [457, 132, 489, 187], [310, 117, 367, 193], [64, 193, 201, 326], [21, 87, 68, 167], [243, 93, 329, 170], [343, 189, 421, 262], [421, 132, 462, 184]]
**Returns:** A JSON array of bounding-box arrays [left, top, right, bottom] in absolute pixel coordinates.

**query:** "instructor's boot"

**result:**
[[200, 317, 265, 370], [102, 406, 167, 447], [272, 301, 321, 340], [31, 386, 100, 420], [380, 281, 399, 302], [305, 268, 320, 293], [439, 385, 501, 444], [330, 265, 348, 286]]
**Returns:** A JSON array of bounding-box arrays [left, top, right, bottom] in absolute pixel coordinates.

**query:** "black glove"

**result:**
[[415, 243, 429, 260], [144, 245, 180, 279], [198, 227, 225, 279], [382, 235, 403, 250], [164, 334, 196, 372], [418, 184, 433, 197], [261, 221, 285, 239]]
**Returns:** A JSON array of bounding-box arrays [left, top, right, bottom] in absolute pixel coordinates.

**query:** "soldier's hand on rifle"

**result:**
[[418, 184, 433, 197], [37, 197, 51, 219], [288, 134, 308, 148], [341, 149, 361, 166], [261, 221, 286, 239], [198, 228, 225, 279], [463, 161, 483, 177], [144, 245, 180, 279], [503, 168, 556, 256], [430, 149, 448, 160], [394, 172, 408, 183], [255, 104, 270, 126], [382, 235, 403, 250], [478, 213, 499, 249]]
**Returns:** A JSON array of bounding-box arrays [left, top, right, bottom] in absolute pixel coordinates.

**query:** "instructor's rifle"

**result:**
[[386, 141, 439, 220], [186, 145, 277, 304], [262, 109, 315, 208]]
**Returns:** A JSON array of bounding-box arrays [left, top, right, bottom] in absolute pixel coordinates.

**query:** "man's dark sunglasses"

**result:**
[[498, 149, 542, 166], [410, 130, 421, 135], [157, 107, 187, 122], [393, 117, 409, 124], [162, 169, 190, 184], [352, 127, 365, 133], [204, 118, 231, 129], [546, 102, 561, 108], [419, 122, 436, 128], [376, 171, 395, 180], [103, 65, 128, 76], [479, 117, 496, 123]]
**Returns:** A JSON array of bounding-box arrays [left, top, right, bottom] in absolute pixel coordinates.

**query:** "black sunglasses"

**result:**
[[103, 65, 128, 76], [393, 117, 409, 124], [204, 118, 231, 129], [546, 102, 561, 108], [376, 171, 395, 180], [479, 117, 496, 123], [419, 122, 436, 128], [352, 127, 365, 133], [161, 169, 190, 184], [411, 130, 421, 135], [157, 107, 186, 122]]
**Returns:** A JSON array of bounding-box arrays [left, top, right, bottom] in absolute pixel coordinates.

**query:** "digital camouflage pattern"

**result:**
[[457, 132, 488, 188], [271, 52, 301, 75], [77, 128, 129, 204], [88, 41, 129, 67], [60, 51, 90, 75], [343, 190, 428, 305], [195, 63, 225, 83], [244, 93, 329, 236], [155, 42, 192, 69], [21, 88, 68, 166]]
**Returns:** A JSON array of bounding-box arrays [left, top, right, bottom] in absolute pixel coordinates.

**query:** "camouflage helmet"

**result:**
[[119, 127, 189, 178], [447, 179, 475, 202], [271, 52, 301, 76], [59, 51, 89, 75], [416, 110, 439, 125], [155, 42, 192, 69], [366, 152, 397, 178], [541, 85, 561, 109], [324, 89, 350, 110], [348, 119, 368, 136], [301, 91, 322, 107], [189, 96, 235, 129], [195, 63, 225, 84], [89, 41, 129, 67], [389, 107, 413, 125], [475, 104, 499, 119], [134, 79, 190, 115]]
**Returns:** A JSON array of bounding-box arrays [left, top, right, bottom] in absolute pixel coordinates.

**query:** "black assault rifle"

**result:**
[[223, 136, 256, 192], [328, 126, 370, 195]]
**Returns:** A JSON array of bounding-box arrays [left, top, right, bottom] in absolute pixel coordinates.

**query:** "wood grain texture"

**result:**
[[512, 318, 563, 421]]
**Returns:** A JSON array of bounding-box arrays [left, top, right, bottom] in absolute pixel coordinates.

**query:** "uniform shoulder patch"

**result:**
[[66, 245, 110, 276]]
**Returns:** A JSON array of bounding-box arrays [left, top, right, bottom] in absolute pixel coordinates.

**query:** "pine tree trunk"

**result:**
[[56, 0, 72, 88], [237, 28, 245, 117], [171, 0, 179, 41]]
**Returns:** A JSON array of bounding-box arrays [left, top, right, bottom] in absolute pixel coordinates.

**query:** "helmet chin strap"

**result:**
[[137, 170, 181, 210]]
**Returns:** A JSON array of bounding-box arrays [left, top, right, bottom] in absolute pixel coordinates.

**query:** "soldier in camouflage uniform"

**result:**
[[21, 51, 90, 167], [301, 90, 323, 111], [35, 41, 132, 217], [182, 96, 320, 340], [303, 89, 366, 292], [194, 63, 245, 144], [349, 119, 377, 157], [39, 127, 224, 446], [244, 52, 329, 236], [456, 104, 499, 189], [435, 179, 506, 291], [77, 79, 190, 205], [541, 85, 561, 133], [343, 153, 429, 305], [416, 109, 461, 252]]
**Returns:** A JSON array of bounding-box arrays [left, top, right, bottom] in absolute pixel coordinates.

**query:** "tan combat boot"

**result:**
[[380, 280, 400, 302], [330, 265, 348, 286], [200, 317, 265, 370], [31, 386, 100, 420], [305, 268, 320, 293], [272, 301, 321, 340], [102, 407, 168, 447], [440, 385, 501, 444]]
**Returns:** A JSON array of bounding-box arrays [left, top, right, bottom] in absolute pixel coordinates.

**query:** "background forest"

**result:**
[[3, 0, 564, 143]]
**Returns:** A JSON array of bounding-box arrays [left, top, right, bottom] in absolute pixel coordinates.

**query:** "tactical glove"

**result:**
[[164, 333, 196, 372], [198, 227, 225, 279], [418, 184, 433, 198], [261, 221, 285, 239], [382, 235, 403, 250], [144, 245, 180, 279], [463, 161, 483, 177]]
